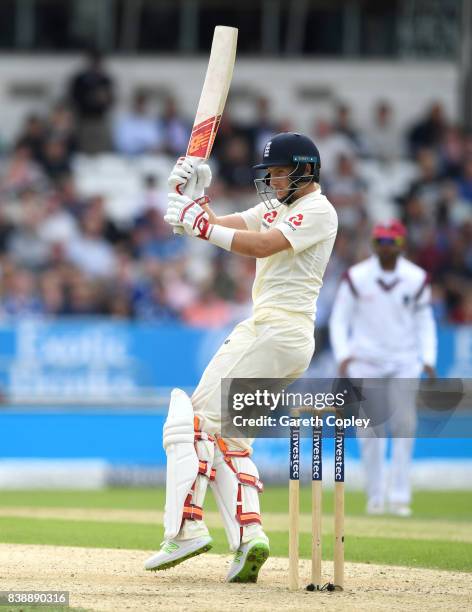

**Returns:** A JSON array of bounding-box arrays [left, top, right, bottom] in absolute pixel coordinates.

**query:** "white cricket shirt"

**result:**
[[329, 255, 437, 367], [238, 189, 338, 325]]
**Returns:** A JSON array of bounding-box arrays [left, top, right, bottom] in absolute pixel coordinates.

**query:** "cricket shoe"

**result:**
[[144, 535, 213, 571], [226, 537, 270, 583], [389, 503, 412, 517]]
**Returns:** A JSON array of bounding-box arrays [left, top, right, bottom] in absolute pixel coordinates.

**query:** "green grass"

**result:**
[[1, 488, 471, 520], [1, 488, 471, 573]]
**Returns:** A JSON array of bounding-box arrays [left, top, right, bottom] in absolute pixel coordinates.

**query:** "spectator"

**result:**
[[218, 135, 254, 191], [439, 125, 464, 178], [15, 114, 46, 163], [247, 96, 278, 163], [160, 262, 198, 315], [408, 102, 446, 157], [38, 191, 78, 248], [107, 289, 133, 318], [132, 278, 179, 322], [57, 174, 88, 220], [114, 248, 139, 293], [210, 113, 249, 168], [1, 144, 46, 196], [67, 206, 116, 278], [414, 226, 449, 278], [113, 92, 162, 156], [135, 175, 166, 217], [160, 97, 189, 156], [132, 206, 184, 261], [404, 148, 442, 212], [182, 286, 232, 328], [2, 268, 43, 317], [456, 156, 472, 203], [88, 195, 128, 246], [41, 138, 71, 181], [0, 209, 14, 255], [69, 49, 114, 153], [312, 118, 355, 180], [366, 101, 403, 161], [67, 275, 103, 315], [436, 182, 470, 227], [0, 96, 471, 330], [46, 103, 78, 160], [7, 192, 49, 270], [402, 194, 434, 251], [39, 271, 67, 316], [325, 154, 367, 229], [333, 104, 364, 153], [463, 131, 472, 157]]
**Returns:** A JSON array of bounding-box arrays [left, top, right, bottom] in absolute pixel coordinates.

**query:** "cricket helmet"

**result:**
[[253, 132, 321, 208]]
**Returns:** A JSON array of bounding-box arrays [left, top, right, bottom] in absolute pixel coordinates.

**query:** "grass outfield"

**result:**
[[1, 488, 471, 519], [0, 488, 470, 572]]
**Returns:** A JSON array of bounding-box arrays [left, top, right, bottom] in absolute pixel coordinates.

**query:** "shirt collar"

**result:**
[[373, 254, 403, 276], [291, 187, 323, 206]]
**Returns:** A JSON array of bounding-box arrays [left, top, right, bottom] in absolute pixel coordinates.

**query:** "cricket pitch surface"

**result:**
[[1, 544, 470, 612]]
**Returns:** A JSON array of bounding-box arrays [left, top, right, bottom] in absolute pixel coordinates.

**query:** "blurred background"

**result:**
[[0, 0, 471, 490]]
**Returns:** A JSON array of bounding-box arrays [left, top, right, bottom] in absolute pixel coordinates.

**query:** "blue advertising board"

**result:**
[[0, 319, 233, 399], [0, 320, 470, 399], [0, 321, 471, 489]]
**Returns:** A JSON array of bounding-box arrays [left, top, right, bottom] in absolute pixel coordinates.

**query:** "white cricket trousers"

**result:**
[[192, 316, 315, 452], [348, 359, 422, 507]]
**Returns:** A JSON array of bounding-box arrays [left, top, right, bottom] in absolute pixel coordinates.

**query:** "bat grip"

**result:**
[[172, 159, 203, 236]]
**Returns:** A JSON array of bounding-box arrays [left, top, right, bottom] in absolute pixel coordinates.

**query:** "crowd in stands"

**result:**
[[0, 52, 471, 330]]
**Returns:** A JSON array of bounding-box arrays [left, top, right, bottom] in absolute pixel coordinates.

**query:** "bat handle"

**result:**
[[172, 159, 203, 236]]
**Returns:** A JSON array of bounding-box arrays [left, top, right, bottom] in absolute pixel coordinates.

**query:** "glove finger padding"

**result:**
[[179, 159, 197, 174], [166, 194, 188, 215], [168, 156, 200, 195], [196, 164, 212, 189], [167, 193, 188, 207], [164, 212, 181, 226], [169, 168, 191, 184], [165, 192, 211, 239], [164, 198, 185, 231], [171, 160, 195, 181]]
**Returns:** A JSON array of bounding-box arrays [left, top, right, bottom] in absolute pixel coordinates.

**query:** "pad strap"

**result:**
[[183, 490, 204, 521], [199, 460, 216, 481], [237, 472, 263, 492], [194, 416, 215, 442], [215, 436, 263, 532], [216, 437, 262, 491], [180, 417, 216, 527], [237, 484, 261, 525]]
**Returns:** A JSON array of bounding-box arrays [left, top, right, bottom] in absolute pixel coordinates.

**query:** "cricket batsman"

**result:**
[[144, 132, 338, 582], [329, 221, 437, 516]]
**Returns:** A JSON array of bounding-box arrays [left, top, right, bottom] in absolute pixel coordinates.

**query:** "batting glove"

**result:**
[[164, 193, 212, 239], [168, 157, 212, 200]]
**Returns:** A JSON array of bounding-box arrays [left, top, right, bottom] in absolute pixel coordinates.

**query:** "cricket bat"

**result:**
[[172, 25, 238, 233]]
